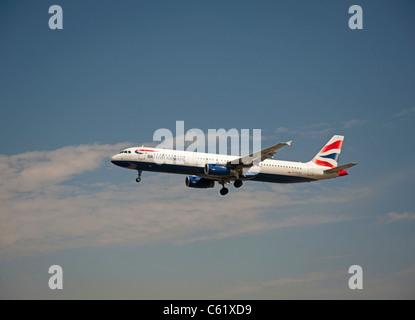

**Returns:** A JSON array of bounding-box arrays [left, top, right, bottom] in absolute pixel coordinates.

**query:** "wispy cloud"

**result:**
[[274, 119, 365, 139], [323, 254, 354, 260], [341, 119, 366, 129], [275, 122, 334, 139], [217, 270, 346, 299], [217, 264, 415, 299], [0, 143, 129, 194], [395, 106, 415, 118], [0, 143, 362, 259], [385, 212, 415, 223]]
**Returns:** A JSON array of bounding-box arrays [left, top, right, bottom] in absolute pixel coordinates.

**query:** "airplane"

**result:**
[[111, 135, 357, 195]]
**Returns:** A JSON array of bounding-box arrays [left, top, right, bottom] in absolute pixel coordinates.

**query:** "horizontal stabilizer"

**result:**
[[324, 163, 358, 174]]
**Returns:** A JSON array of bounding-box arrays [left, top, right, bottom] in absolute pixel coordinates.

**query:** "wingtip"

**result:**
[[287, 140, 292, 146]]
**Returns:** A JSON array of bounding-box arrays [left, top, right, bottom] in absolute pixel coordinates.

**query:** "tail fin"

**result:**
[[310, 135, 344, 168]]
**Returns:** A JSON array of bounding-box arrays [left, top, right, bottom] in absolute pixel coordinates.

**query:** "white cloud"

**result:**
[[0, 143, 129, 194]]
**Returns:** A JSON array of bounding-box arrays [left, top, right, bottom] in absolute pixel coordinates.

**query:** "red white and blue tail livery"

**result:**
[[111, 135, 357, 196], [311, 135, 344, 168]]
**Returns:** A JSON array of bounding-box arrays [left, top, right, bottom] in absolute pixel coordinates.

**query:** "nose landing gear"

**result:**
[[136, 170, 142, 183]]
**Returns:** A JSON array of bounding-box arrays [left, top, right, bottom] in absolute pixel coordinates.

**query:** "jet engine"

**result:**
[[185, 176, 215, 188], [204, 164, 232, 176]]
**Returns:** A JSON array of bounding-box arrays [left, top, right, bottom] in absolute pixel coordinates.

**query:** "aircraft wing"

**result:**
[[324, 163, 358, 173], [227, 141, 292, 167]]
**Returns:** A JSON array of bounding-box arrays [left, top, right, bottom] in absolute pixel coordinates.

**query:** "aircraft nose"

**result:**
[[111, 154, 118, 163]]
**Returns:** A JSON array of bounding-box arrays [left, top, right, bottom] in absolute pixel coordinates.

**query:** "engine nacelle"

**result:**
[[185, 176, 215, 189], [204, 164, 231, 176]]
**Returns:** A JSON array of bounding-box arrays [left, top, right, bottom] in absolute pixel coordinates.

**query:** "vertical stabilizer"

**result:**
[[310, 135, 344, 168]]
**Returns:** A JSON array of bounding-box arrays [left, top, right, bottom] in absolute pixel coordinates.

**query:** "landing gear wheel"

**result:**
[[220, 187, 229, 196], [136, 170, 142, 183], [234, 179, 243, 188]]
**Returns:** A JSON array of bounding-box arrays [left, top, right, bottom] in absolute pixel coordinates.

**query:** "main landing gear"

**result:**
[[220, 187, 229, 196], [234, 179, 243, 188], [219, 179, 243, 195], [219, 180, 229, 196], [135, 170, 142, 183]]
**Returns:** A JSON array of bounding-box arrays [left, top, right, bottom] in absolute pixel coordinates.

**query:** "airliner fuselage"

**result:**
[[111, 135, 356, 195]]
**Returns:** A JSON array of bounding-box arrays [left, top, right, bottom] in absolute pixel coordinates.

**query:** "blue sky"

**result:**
[[1, 0, 415, 299]]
